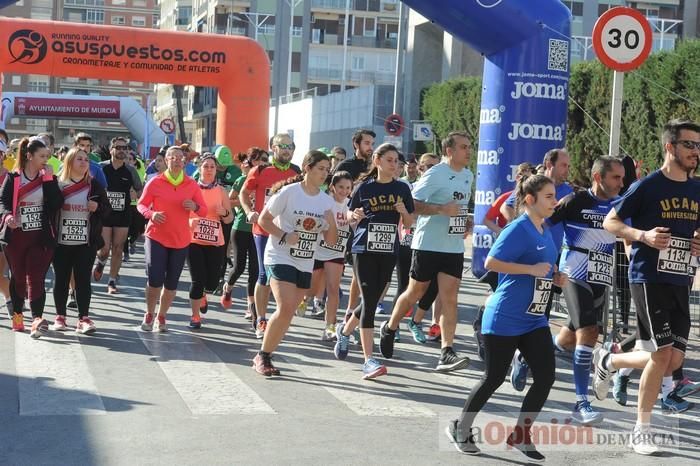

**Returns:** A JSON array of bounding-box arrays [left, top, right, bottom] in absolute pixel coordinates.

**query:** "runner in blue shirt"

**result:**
[[595, 119, 700, 456], [379, 131, 473, 372], [445, 173, 566, 462], [333, 143, 414, 380]]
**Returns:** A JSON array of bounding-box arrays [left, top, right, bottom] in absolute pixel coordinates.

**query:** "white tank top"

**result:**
[[18, 172, 44, 232], [58, 180, 91, 246]]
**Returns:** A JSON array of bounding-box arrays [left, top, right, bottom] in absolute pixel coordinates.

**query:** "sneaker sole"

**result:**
[[506, 440, 545, 463], [77, 328, 96, 335], [661, 402, 692, 415], [50, 326, 68, 332], [140, 325, 153, 331], [628, 439, 659, 456], [444, 426, 481, 456], [435, 358, 470, 373], [571, 414, 604, 426], [362, 366, 387, 380]]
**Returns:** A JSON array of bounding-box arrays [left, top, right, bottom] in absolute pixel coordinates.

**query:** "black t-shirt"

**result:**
[[614, 170, 700, 285], [349, 178, 414, 255], [101, 162, 135, 214], [333, 157, 368, 181]]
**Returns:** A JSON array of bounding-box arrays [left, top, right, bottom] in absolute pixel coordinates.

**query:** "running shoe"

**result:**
[[407, 319, 426, 344], [154, 315, 167, 333], [321, 324, 336, 342], [107, 279, 118, 295], [510, 351, 528, 391], [214, 280, 224, 295], [379, 321, 395, 359], [592, 347, 615, 401], [189, 316, 202, 330], [660, 390, 690, 415], [628, 425, 659, 456], [436, 348, 470, 372], [50, 315, 68, 332], [295, 300, 307, 317], [613, 373, 629, 406], [76, 317, 96, 335], [362, 358, 387, 380], [244, 308, 253, 320], [199, 295, 208, 314], [571, 400, 603, 425], [334, 323, 350, 360], [11, 312, 24, 332], [92, 262, 104, 282], [30, 317, 49, 339], [444, 419, 480, 455], [220, 291, 233, 310], [255, 318, 267, 339], [310, 299, 325, 319], [375, 302, 385, 315], [140, 313, 154, 331], [67, 290, 77, 309], [253, 352, 280, 377], [506, 430, 545, 463], [426, 323, 441, 342], [675, 377, 700, 398]]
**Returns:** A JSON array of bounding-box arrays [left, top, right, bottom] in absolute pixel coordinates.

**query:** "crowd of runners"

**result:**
[[0, 119, 699, 461]]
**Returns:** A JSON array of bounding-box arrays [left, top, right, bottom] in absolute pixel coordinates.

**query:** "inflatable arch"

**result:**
[[402, 0, 572, 277], [0, 17, 270, 154], [1, 92, 168, 148]]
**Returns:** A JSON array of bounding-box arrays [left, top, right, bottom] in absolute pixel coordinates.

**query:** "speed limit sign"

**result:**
[[592, 7, 652, 72]]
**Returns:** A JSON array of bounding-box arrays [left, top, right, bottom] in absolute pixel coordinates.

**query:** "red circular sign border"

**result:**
[[384, 113, 404, 137], [160, 118, 175, 133], [592, 7, 652, 72]]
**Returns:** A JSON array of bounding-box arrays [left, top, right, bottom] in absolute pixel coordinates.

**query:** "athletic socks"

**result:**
[[661, 376, 674, 400], [573, 345, 593, 401], [672, 365, 684, 383], [619, 367, 634, 377]]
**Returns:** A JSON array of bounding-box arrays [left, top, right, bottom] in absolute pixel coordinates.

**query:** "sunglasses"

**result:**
[[276, 143, 294, 150], [675, 140, 700, 151], [113, 145, 129, 150]]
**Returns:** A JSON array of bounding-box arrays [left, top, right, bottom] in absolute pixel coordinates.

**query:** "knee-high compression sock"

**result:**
[[573, 345, 594, 402]]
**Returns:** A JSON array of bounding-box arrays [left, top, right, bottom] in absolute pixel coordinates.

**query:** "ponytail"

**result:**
[[269, 150, 329, 195], [15, 137, 47, 172]]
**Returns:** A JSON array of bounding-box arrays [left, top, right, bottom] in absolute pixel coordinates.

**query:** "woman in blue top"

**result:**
[[445, 174, 566, 462], [333, 143, 414, 380]]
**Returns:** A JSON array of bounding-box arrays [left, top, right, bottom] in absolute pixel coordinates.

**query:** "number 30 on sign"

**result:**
[[592, 6, 652, 72]]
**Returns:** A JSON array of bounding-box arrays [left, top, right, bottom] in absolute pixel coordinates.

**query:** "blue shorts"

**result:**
[[265, 264, 312, 289]]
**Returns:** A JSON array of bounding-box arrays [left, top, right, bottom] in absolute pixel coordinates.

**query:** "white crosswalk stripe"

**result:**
[[15, 332, 106, 416], [136, 329, 276, 415]]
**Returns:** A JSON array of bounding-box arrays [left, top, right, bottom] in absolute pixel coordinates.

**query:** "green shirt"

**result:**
[[193, 165, 242, 192], [47, 155, 61, 175], [231, 174, 251, 232]]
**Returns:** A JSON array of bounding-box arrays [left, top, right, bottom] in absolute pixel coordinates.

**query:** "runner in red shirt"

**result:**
[[239, 133, 300, 339]]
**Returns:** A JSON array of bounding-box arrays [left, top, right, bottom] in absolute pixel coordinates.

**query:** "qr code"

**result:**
[[548, 38, 569, 72]]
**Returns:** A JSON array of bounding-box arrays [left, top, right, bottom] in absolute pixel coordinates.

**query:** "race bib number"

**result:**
[[19, 205, 43, 231], [448, 206, 470, 235], [106, 191, 126, 212], [367, 223, 397, 253], [60, 218, 88, 244], [658, 236, 692, 276], [526, 277, 552, 316], [193, 218, 221, 243], [321, 228, 350, 253], [290, 231, 318, 259], [587, 251, 613, 286]]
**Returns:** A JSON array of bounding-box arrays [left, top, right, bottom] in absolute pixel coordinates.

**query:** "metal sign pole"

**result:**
[[608, 70, 624, 157]]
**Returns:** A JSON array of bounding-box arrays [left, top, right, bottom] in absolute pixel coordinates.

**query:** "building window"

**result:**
[[352, 55, 365, 70], [133, 0, 147, 6], [563, 1, 583, 17], [132, 16, 146, 27], [152, 14, 160, 27], [111, 15, 125, 25], [11, 76, 21, 86], [28, 79, 49, 93], [176, 6, 191, 26], [292, 26, 303, 37], [86, 9, 105, 24], [353, 17, 376, 37], [112, 0, 125, 5]]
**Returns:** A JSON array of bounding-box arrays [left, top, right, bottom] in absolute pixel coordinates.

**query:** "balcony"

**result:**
[[214, 26, 247, 36], [311, 0, 383, 12], [307, 67, 394, 84]]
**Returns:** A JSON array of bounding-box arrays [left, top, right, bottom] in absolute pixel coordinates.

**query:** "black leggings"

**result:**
[[219, 222, 234, 280], [226, 229, 258, 297], [457, 326, 555, 437], [188, 243, 226, 300], [352, 253, 396, 329], [391, 245, 412, 313], [53, 245, 96, 318], [128, 205, 146, 246]]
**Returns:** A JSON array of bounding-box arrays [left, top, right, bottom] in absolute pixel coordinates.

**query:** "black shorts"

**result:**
[[630, 283, 690, 353], [410, 250, 464, 282], [103, 209, 132, 228], [313, 257, 345, 270], [563, 279, 608, 330], [265, 264, 312, 289]]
